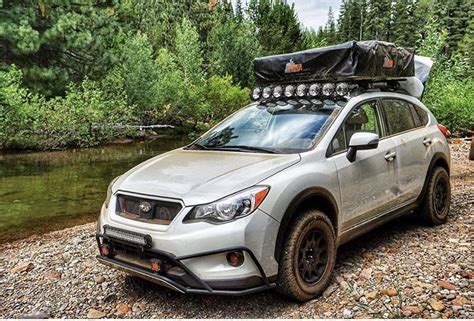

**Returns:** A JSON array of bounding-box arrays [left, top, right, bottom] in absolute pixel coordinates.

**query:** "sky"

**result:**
[[231, 0, 343, 30]]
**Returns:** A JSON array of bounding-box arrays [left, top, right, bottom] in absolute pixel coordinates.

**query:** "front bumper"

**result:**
[[96, 233, 276, 295]]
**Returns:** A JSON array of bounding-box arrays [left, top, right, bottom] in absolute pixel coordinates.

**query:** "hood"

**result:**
[[114, 148, 300, 206]]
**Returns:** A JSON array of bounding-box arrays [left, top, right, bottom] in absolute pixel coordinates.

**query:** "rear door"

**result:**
[[328, 99, 398, 231], [379, 98, 433, 204]]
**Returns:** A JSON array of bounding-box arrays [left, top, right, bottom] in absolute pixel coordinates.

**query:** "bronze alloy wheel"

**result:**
[[277, 210, 336, 302]]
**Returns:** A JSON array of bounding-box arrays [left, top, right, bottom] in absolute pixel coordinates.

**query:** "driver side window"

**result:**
[[331, 100, 382, 154]]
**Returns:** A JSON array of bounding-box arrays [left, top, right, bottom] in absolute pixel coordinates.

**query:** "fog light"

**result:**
[[150, 259, 162, 272], [226, 251, 244, 267], [99, 244, 110, 256]]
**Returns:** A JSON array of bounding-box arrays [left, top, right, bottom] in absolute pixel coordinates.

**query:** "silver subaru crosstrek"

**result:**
[[96, 88, 450, 301]]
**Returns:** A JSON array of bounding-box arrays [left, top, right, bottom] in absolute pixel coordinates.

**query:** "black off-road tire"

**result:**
[[420, 166, 451, 225], [276, 210, 336, 302]]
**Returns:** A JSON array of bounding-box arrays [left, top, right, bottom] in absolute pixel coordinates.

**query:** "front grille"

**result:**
[[116, 194, 182, 225]]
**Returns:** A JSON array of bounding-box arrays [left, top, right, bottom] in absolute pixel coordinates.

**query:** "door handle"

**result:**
[[385, 151, 396, 161], [423, 137, 432, 146]]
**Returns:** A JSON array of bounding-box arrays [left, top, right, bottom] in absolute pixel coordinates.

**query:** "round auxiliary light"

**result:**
[[273, 85, 283, 98], [322, 83, 335, 96], [336, 82, 350, 96], [309, 83, 321, 96], [296, 84, 307, 97], [252, 87, 261, 100], [284, 85, 295, 97], [262, 86, 272, 99], [226, 251, 244, 267]]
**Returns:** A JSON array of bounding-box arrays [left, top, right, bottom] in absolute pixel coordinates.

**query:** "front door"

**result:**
[[328, 100, 399, 232]]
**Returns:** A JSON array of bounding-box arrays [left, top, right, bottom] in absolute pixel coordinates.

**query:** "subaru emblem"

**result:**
[[139, 201, 152, 213]]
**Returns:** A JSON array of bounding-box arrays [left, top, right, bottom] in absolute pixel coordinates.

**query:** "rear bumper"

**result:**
[[96, 234, 276, 295]]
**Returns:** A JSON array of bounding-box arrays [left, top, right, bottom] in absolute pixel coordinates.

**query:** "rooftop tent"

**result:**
[[414, 55, 434, 85], [397, 56, 434, 99], [253, 40, 415, 84]]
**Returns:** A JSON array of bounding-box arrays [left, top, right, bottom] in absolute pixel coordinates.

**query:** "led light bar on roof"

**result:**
[[251, 82, 356, 101]]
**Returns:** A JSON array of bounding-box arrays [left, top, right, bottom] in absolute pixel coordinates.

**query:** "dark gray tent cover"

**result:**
[[254, 40, 415, 84]]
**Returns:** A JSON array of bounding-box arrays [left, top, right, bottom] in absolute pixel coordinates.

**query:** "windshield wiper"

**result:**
[[187, 142, 209, 150], [211, 145, 277, 154]]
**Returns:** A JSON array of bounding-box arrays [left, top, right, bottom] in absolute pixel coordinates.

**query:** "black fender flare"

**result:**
[[274, 187, 338, 263]]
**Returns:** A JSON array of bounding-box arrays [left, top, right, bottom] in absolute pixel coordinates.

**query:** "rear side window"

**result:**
[[412, 104, 429, 127], [381, 99, 416, 135]]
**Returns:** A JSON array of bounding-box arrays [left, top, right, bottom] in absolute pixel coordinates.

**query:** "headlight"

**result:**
[[104, 176, 120, 208], [184, 186, 269, 223]]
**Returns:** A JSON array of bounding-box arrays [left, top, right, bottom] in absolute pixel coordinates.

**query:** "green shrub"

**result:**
[[204, 75, 251, 123], [423, 59, 474, 133], [0, 66, 134, 150]]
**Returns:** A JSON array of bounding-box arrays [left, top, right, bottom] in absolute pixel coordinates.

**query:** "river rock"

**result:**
[[381, 288, 398, 297], [428, 298, 445, 311], [87, 309, 106, 319], [11, 262, 34, 273], [343, 308, 353, 319], [116, 303, 130, 315], [365, 291, 377, 300], [402, 305, 424, 314], [438, 280, 457, 290], [451, 296, 469, 306], [43, 270, 61, 279]]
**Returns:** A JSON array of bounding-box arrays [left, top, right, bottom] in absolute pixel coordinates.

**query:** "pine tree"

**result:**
[[235, 0, 244, 22], [363, 0, 392, 41], [0, 0, 121, 96], [247, 0, 302, 55], [207, 19, 262, 87], [325, 7, 338, 44], [337, 0, 364, 42]]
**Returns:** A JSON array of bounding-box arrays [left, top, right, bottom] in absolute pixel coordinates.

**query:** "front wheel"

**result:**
[[420, 166, 451, 225], [276, 210, 336, 302]]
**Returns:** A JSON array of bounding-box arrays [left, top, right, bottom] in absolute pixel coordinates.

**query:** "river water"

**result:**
[[0, 136, 190, 243]]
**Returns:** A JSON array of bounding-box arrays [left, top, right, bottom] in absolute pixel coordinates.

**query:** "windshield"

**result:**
[[192, 99, 344, 153]]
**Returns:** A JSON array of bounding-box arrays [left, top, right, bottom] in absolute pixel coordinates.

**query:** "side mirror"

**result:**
[[346, 132, 379, 162]]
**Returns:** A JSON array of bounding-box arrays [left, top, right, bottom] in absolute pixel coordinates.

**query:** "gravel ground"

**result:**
[[1, 140, 472, 319]]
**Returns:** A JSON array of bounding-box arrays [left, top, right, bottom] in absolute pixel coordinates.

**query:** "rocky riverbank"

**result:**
[[1, 140, 472, 319]]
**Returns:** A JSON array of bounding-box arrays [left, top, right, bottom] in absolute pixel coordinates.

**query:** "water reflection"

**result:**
[[0, 136, 191, 243]]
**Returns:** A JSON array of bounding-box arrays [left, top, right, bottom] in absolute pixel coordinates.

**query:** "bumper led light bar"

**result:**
[[251, 82, 356, 101], [103, 225, 152, 248]]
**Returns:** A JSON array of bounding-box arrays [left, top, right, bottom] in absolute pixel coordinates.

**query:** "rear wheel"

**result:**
[[276, 210, 336, 302], [420, 166, 451, 225]]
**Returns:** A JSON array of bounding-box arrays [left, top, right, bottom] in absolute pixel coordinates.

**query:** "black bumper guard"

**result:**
[[96, 232, 275, 295]]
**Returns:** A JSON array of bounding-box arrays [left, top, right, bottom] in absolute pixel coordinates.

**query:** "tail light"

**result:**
[[437, 124, 450, 137]]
